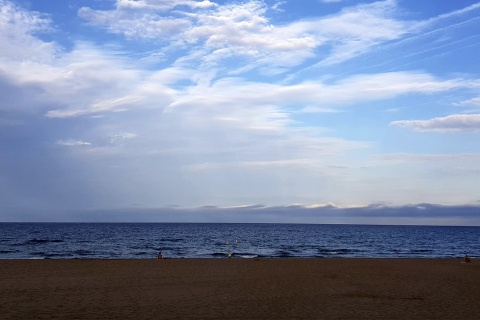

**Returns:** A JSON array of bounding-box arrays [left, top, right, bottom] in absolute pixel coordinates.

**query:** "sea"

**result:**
[[0, 223, 479, 259]]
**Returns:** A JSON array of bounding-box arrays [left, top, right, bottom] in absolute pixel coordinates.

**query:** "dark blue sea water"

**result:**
[[0, 223, 479, 259]]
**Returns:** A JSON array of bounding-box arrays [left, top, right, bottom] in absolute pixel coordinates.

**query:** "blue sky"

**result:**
[[1, 0, 480, 224]]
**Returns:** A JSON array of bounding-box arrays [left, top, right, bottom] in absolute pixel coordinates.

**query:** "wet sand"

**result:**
[[1, 258, 479, 319]]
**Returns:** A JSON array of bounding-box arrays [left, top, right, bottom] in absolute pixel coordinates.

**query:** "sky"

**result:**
[[1, 0, 480, 224]]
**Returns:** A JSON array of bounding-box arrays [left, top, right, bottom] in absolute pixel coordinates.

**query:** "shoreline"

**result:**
[[1, 258, 478, 319]]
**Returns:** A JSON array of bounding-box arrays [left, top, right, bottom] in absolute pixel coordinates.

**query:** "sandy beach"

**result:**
[[1, 258, 479, 319]]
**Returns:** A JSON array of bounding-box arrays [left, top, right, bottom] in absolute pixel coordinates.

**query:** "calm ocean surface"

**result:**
[[0, 223, 479, 259]]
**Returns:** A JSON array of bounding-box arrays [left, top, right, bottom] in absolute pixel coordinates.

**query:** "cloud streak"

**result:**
[[391, 114, 480, 132]]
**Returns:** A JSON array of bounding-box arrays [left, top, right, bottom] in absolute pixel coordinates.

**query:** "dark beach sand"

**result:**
[[1, 258, 479, 319]]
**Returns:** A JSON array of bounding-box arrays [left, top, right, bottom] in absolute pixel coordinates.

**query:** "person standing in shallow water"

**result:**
[[157, 252, 163, 260]]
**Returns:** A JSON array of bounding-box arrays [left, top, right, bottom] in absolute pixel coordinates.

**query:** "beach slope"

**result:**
[[1, 258, 479, 319]]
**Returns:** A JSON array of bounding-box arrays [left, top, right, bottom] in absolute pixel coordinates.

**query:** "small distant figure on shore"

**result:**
[[464, 255, 471, 263], [157, 252, 163, 260]]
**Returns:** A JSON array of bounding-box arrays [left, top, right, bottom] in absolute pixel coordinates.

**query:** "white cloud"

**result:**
[[456, 97, 480, 107], [391, 114, 480, 132], [117, 0, 217, 10], [303, 0, 408, 66], [57, 139, 92, 147], [0, 21, 172, 117], [0, 0, 57, 61], [271, 1, 286, 11], [47, 96, 143, 118], [174, 1, 320, 70], [77, 0, 410, 71], [308, 72, 466, 106], [413, 2, 480, 32], [78, 7, 192, 40], [78, 0, 217, 40], [166, 71, 470, 116]]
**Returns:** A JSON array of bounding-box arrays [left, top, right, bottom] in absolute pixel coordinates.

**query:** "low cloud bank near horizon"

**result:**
[[4, 203, 480, 226]]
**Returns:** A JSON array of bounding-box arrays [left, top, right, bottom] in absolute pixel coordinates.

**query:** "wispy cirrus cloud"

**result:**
[[78, 0, 410, 71], [412, 2, 480, 31]]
